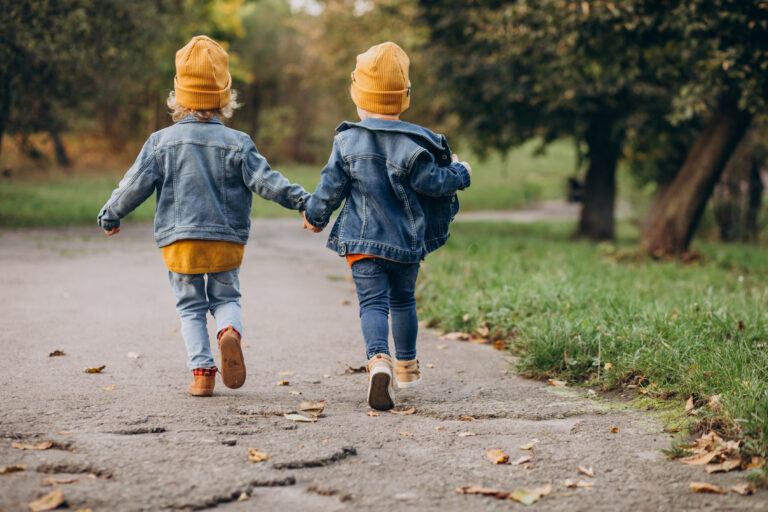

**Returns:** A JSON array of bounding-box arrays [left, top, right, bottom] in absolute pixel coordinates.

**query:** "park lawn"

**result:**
[[417, 221, 768, 465], [0, 139, 580, 227]]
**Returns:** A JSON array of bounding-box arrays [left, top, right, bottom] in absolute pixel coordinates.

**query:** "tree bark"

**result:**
[[0, 79, 10, 161], [640, 98, 751, 256], [50, 130, 71, 168], [712, 127, 758, 241], [574, 117, 622, 241]]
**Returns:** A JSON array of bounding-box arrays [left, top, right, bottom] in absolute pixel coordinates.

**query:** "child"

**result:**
[[98, 36, 309, 397], [302, 42, 472, 410]]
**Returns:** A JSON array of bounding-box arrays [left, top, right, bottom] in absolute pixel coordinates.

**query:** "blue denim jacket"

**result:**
[[97, 116, 309, 246], [304, 118, 470, 263]]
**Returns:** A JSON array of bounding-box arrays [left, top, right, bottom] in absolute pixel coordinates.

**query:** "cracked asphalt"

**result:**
[[1, 220, 766, 511]]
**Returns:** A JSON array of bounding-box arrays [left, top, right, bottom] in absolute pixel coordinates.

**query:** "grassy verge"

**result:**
[[0, 139, 579, 227], [417, 222, 768, 462]]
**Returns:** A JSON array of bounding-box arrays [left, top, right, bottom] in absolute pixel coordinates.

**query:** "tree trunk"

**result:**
[[574, 118, 622, 241], [712, 127, 758, 241], [0, 79, 10, 161], [50, 130, 71, 168], [640, 98, 751, 256]]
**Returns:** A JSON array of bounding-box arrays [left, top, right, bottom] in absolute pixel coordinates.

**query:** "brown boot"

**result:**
[[395, 359, 422, 389], [188, 367, 216, 396], [218, 326, 246, 389], [367, 353, 395, 411]]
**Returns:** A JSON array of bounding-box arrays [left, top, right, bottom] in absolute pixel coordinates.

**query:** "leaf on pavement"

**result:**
[[681, 451, 718, 466], [486, 449, 509, 464], [288, 391, 302, 396], [127, 352, 141, 359], [341, 363, 367, 374], [441, 332, 470, 341], [390, 407, 415, 415], [426, 363, 436, 368], [459, 416, 477, 422], [578, 465, 594, 477], [398, 430, 413, 436], [12, 441, 52, 451], [457, 432, 476, 438], [689, 482, 726, 494], [84, 365, 106, 373], [609, 426, 620, 433], [42, 478, 79, 485], [437, 344, 448, 349], [704, 458, 741, 473], [276, 380, 290, 386], [564, 479, 594, 488], [435, 426, 445, 431], [730, 483, 756, 496], [277, 371, 295, 377], [548, 379, 567, 387], [512, 455, 531, 465], [511, 484, 552, 505], [28, 488, 64, 512], [103, 384, 115, 391], [299, 400, 326, 417], [519, 440, 539, 450], [48, 350, 65, 357], [283, 413, 316, 422], [0, 464, 25, 474], [366, 411, 379, 417], [247, 448, 273, 463]]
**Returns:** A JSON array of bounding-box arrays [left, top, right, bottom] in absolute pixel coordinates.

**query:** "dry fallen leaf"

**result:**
[[12, 441, 52, 451], [486, 449, 509, 464], [519, 441, 538, 450], [28, 488, 64, 512], [247, 448, 273, 462], [457, 432, 476, 438], [460, 416, 477, 422], [103, 384, 115, 391], [441, 332, 470, 341], [277, 371, 295, 377], [84, 365, 106, 373], [299, 400, 326, 417], [398, 430, 413, 437], [276, 380, 290, 386], [609, 426, 620, 433], [476, 325, 490, 337], [0, 464, 25, 474], [126, 352, 141, 359], [708, 394, 723, 413], [435, 426, 446, 431], [390, 407, 416, 416], [340, 299, 351, 305], [42, 478, 79, 485], [426, 363, 435, 368], [685, 395, 695, 413], [58, 431, 72, 435], [578, 465, 595, 477], [237, 492, 249, 501], [437, 344, 448, 350], [548, 379, 567, 387], [603, 362, 613, 371], [511, 484, 552, 505], [512, 456, 531, 465], [564, 479, 594, 488], [689, 482, 726, 494], [288, 391, 302, 396], [730, 483, 756, 496], [462, 313, 471, 321], [283, 413, 316, 422], [341, 362, 367, 374], [681, 451, 718, 466], [366, 411, 379, 417], [48, 350, 65, 357], [704, 458, 741, 474]]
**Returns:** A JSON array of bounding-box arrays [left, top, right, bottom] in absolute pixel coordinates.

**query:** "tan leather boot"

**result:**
[[367, 353, 395, 410], [218, 326, 246, 389], [188, 367, 216, 396], [395, 359, 422, 388]]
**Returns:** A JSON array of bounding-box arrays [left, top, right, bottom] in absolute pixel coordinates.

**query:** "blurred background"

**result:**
[[0, 0, 766, 255]]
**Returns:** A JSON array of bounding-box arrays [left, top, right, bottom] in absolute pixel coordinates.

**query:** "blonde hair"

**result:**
[[166, 90, 241, 123]]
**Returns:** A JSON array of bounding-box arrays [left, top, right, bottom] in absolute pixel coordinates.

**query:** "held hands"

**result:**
[[302, 211, 323, 233], [452, 154, 472, 176], [103, 227, 121, 236]]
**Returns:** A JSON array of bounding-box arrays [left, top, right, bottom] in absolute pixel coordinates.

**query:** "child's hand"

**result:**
[[452, 154, 472, 176], [302, 211, 323, 233], [104, 227, 121, 236]]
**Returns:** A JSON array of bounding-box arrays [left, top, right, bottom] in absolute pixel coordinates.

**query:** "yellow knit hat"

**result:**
[[350, 42, 410, 115], [174, 35, 231, 110]]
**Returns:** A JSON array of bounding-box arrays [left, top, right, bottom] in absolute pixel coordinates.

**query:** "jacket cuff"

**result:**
[[98, 208, 120, 231], [455, 162, 471, 190]]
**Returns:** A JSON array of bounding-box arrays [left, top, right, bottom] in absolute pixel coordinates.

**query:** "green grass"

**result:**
[[417, 222, 768, 458], [0, 140, 578, 228]]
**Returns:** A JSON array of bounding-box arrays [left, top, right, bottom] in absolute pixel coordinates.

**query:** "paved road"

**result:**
[[1, 220, 764, 511]]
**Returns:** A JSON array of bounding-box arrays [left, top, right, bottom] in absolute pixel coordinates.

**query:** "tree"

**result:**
[[640, 1, 768, 255], [420, 0, 684, 241]]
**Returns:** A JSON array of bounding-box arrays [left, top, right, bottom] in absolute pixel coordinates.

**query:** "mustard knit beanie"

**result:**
[[350, 42, 410, 115], [174, 35, 231, 110]]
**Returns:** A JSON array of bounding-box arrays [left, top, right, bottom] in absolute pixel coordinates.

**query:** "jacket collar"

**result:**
[[336, 118, 447, 153], [178, 114, 223, 125]]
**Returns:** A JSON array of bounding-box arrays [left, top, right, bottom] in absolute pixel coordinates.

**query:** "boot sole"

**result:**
[[368, 369, 394, 411], [220, 334, 246, 389]]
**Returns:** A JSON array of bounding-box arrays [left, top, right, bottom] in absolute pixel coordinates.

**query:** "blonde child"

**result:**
[[302, 42, 472, 410], [98, 36, 309, 396]]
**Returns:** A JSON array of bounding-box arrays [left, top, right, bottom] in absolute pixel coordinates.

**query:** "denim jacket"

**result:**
[[97, 116, 309, 246], [304, 118, 470, 263]]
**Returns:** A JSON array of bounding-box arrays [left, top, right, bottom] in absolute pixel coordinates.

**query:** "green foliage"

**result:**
[[418, 222, 768, 456]]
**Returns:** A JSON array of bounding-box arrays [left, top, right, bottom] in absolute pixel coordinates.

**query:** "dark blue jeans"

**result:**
[[351, 258, 420, 360]]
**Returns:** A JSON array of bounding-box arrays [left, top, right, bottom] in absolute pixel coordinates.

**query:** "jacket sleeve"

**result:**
[[303, 136, 351, 228], [241, 138, 310, 210], [97, 136, 161, 230], [409, 150, 471, 197]]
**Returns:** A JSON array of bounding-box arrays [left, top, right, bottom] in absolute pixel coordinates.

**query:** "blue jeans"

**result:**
[[168, 269, 242, 370], [351, 258, 420, 360]]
